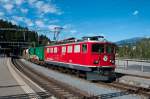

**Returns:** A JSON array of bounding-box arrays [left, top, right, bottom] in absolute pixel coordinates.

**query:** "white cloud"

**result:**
[[42, 4, 57, 13], [35, 1, 61, 15], [0, 0, 63, 29], [28, 0, 37, 5], [12, 16, 34, 27], [24, 18, 34, 27], [15, 0, 24, 5], [10, 20, 18, 25], [27, 0, 63, 15], [63, 24, 72, 29], [49, 19, 59, 23], [35, 20, 45, 27], [20, 8, 28, 14], [0, 0, 9, 3], [0, 12, 4, 16], [48, 25, 61, 31], [62, 24, 77, 34], [3, 4, 14, 11], [70, 30, 77, 33], [35, 1, 44, 8], [12, 16, 24, 21], [132, 10, 139, 16]]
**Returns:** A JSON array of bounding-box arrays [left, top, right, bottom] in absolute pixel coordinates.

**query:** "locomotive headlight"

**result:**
[[103, 55, 108, 62], [111, 60, 115, 64]]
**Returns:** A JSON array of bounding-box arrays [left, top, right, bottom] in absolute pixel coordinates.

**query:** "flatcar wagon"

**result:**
[[44, 36, 116, 81]]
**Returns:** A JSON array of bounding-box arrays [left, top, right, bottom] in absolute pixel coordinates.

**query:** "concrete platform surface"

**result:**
[[115, 68, 150, 78], [0, 57, 49, 99], [115, 68, 150, 90]]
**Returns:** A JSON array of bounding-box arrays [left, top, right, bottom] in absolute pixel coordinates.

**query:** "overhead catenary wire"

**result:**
[[0, 27, 64, 41]]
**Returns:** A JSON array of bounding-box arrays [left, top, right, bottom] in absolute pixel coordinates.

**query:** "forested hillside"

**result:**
[[116, 37, 144, 46], [117, 38, 150, 59], [0, 19, 50, 46]]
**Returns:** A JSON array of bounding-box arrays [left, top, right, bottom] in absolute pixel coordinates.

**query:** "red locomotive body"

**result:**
[[44, 36, 116, 81]]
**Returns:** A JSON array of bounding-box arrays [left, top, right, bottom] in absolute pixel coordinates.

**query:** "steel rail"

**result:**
[[19, 58, 150, 98], [42, 61, 150, 97], [96, 81, 150, 97], [12, 58, 94, 99]]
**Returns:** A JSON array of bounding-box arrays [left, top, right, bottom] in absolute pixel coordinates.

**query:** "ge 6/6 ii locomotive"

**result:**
[[24, 36, 116, 81]]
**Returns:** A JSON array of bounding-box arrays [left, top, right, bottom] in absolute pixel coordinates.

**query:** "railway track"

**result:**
[[42, 61, 150, 97], [96, 81, 150, 97], [125, 73, 150, 80], [12, 58, 94, 99], [111, 82, 150, 96], [17, 58, 150, 98], [115, 72, 150, 80]]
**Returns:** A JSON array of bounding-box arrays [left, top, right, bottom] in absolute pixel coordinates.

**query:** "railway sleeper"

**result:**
[[13, 59, 90, 98], [62, 93, 74, 97], [68, 97, 81, 99], [52, 87, 62, 90]]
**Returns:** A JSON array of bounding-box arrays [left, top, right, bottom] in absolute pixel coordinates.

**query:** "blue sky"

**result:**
[[0, 0, 150, 42]]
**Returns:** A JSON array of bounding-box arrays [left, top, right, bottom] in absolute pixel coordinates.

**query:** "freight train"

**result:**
[[23, 36, 116, 81]]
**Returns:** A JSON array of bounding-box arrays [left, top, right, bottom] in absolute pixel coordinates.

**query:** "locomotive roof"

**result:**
[[45, 40, 116, 47]]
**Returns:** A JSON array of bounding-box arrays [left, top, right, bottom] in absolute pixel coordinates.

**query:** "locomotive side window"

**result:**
[[67, 46, 72, 53], [47, 48, 50, 53], [54, 47, 57, 53], [62, 46, 66, 53], [92, 44, 104, 53], [82, 44, 87, 53], [49, 48, 51, 53], [74, 45, 80, 53], [50, 48, 53, 53]]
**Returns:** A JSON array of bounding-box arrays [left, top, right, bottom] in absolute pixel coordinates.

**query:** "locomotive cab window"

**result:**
[[82, 44, 87, 53], [92, 44, 104, 53], [106, 45, 114, 54]]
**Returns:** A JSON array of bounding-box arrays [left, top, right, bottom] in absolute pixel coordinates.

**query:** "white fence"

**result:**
[[116, 59, 150, 72]]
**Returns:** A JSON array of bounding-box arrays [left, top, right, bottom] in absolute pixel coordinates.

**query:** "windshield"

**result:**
[[106, 45, 114, 54], [92, 43, 115, 53], [92, 44, 104, 53]]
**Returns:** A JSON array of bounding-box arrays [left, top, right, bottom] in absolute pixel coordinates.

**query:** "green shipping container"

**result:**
[[35, 47, 44, 61], [29, 47, 35, 55]]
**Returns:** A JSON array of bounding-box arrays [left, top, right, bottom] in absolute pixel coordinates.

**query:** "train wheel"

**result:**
[[75, 70, 80, 77]]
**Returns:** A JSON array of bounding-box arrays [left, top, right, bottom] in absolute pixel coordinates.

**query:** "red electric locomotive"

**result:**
[[44, 36, 116, 81]]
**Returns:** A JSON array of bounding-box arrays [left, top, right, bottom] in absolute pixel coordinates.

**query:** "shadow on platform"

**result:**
[[0, 92, 51, 99], [0, 84, 23, 88], [115, 73, 126, 79], [95, 91, 130, 99]]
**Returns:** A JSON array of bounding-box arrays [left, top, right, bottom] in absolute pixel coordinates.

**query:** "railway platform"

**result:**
[[0, 57, 50, 99], [115, 68, 150, 78], [115, 59, 150, 77], [115, 67, 150, 89]]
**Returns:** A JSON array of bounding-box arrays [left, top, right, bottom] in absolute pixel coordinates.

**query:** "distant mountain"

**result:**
[[116, 37, 145, 46]]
